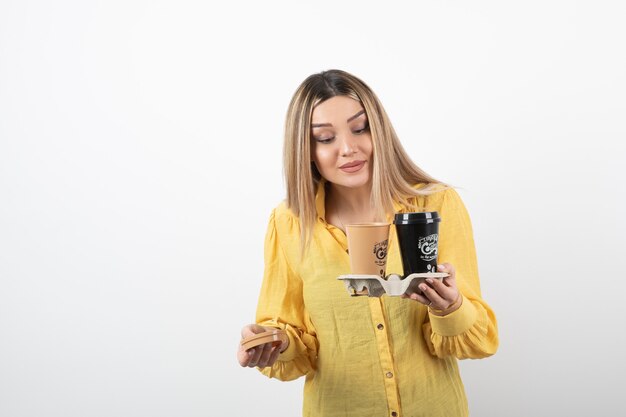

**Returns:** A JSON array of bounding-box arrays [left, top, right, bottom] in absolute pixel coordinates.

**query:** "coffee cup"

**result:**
[[345, 223, 390, 278], [393, 212, 441, 276]]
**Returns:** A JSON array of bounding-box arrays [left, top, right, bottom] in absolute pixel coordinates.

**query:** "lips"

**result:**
[[339, 160, 366, 173]]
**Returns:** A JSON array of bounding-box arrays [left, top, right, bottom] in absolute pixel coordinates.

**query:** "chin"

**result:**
[[336, 173, 371, 189]]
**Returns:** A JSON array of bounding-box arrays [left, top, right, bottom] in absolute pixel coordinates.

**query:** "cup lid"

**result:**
[[393, 211, 441, 224], [240, 329, 288, 351], [345, 222, 390, 228]]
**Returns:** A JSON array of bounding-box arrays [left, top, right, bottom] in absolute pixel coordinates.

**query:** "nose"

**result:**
[[340, 135, 358, 157]]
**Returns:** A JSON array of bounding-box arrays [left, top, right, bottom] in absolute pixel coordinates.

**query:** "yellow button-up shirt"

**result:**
[[256, 183, 498, 417]]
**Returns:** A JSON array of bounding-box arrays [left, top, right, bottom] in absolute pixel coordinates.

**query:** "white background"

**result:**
[[1, 1, 625, 416]]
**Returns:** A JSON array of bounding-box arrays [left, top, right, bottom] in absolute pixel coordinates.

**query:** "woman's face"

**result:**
[[310, 96, 373, 190]]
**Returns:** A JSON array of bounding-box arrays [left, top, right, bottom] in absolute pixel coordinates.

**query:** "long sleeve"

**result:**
[[422, 189, 499, 359], [255, 208, 318, 381]]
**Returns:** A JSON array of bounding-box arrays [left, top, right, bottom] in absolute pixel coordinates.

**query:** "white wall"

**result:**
[[1, 1, 624, 416]]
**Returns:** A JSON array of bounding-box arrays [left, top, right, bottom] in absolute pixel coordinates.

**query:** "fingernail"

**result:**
[[419, 284, 427, 291], [425, 278, 433, 283], [437, 264, 445, 270]]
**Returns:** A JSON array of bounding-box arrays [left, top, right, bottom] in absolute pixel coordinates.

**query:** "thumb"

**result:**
[[437, 263, 455, 277], [240, 323, 268, 339], [437, 263, 457, 287]]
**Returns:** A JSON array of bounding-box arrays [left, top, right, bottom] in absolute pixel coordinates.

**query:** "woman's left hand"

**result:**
[[401, 263, 462, 315]]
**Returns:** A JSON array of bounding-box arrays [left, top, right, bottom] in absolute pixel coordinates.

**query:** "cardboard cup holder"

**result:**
[[241, 329, 288, 351], [337, 272, 449, 297]]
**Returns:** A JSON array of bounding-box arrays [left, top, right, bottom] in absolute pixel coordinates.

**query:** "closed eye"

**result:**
[[353, 121, 369, 135], [315, 136, 335, 144]]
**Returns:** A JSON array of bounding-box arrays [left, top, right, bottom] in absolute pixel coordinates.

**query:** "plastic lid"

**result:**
[[393, 211, 441, 224]]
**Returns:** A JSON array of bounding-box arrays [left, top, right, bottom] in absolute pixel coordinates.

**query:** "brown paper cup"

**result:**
[[346, 223, 391, 278]]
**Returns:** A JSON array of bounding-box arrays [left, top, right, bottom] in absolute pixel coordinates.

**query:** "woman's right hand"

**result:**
[[237, 324, 289, 368]]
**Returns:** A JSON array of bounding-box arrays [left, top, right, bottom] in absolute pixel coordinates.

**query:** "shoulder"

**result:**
[[269, 200, 301, 234], [415, 184, 464, 211], [404, 183, 460, 212], [272, 200, 298, 221], [264, 201, 303, 258]]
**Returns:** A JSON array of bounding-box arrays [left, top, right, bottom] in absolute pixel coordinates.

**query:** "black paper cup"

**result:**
[[394, 212, 441, 276]]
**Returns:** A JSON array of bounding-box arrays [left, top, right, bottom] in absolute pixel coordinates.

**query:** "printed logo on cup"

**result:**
[[418, 234, 438, 261], [373, 239, 388, 266]]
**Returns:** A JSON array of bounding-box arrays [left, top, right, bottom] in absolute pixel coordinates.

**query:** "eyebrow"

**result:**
[[311, 110, 366, 128]]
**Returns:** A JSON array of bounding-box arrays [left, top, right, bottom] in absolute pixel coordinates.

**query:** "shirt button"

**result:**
[[391, 412, 398, 417], [386, 371, 393, 378], [377, 323, 384, 330]]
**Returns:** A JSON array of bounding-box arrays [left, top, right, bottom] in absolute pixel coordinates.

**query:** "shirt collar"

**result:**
[[391, 198, 403, 215]]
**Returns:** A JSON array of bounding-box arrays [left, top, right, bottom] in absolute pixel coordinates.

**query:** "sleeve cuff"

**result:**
[[429, 296, 478, 337], [277, 331, 298, 361]]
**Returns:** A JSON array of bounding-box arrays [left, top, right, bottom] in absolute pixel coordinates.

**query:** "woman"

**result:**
[[237, 69, 498, 417]]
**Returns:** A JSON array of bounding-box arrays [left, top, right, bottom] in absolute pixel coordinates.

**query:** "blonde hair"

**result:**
[[283, 69, 444, 252]]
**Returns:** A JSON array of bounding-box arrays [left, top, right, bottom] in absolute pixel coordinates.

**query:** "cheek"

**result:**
[[363, 135, 374, 157], [313, 147, 335, 167]]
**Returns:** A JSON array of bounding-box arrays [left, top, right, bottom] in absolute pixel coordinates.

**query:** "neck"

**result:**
[[327, 182, 376, 223]]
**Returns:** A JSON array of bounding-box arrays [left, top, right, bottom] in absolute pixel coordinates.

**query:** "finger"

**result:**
[[237, 345, 252, 367], [266, 344, 281, 366], [442, 274, 457, 289], [279, 336, 289, 353], [408, 291, 431, 305], [247, 346, 263, 368], [256, 342, 276, 368], [425, 277, 457, 303], [241, 323, 265, 339], [437, 263, 458, 290], [418, 283, 447, 309], [438, 263, 455, 280], [258, 343, 282, 368]]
